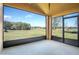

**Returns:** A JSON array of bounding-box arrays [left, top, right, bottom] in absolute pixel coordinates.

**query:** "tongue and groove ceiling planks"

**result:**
[[3, 3, 79, 16]]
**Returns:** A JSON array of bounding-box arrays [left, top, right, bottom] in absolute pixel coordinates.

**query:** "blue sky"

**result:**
[[52, 15, 77, 27], [64, 13, 78, 27], [64, 17, 77, 27], [4, 6, 77, 27], [4, 6, 45, 27]]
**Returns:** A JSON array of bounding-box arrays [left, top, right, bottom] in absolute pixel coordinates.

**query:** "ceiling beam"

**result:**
[[34, 3, 49, 16]]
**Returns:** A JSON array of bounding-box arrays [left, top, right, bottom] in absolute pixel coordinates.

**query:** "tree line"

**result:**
[[4, 21, 31, 32]]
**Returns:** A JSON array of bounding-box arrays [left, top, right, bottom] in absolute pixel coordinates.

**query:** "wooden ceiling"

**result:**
[[50, 3, 79, 17], [4, 3, 79, 17]]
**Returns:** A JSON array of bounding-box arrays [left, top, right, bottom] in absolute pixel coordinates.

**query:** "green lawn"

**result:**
[[4, 28, 77, 41], [4, 29, 45, 41], [52, 29, 77, 40]]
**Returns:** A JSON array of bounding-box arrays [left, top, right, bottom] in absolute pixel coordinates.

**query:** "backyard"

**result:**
[[52, 28, 77, 40], [4, 28, 45, 41], [4, 28, 78, 41]]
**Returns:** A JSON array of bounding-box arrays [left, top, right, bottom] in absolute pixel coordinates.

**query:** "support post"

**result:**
[[46, 16, 49, 40], [46, 16, 52, 40]]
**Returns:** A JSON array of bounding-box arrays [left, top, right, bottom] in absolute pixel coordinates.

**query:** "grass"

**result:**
[[4, 28, 78, 41], [4, 29, 45, 41], [52, 29, 77, 40]]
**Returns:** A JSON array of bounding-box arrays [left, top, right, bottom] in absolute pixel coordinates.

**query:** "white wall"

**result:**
[[0, 3, 3, 52]]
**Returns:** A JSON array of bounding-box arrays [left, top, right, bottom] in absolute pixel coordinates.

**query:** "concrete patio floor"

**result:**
[[0, 40, 79, 55]]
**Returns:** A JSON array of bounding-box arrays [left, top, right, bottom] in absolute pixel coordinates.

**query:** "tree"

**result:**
[[4, 21, 13, 32], [4, 21, 31, 31], [52, 17, 62, 29], [11, 22, 31, 30]]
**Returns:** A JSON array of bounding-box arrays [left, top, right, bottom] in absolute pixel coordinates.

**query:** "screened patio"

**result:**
[[0, 3, 79, 55]]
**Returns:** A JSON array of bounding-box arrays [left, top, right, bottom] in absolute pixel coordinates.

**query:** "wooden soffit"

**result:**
[[3, 3, 79, 16], [3, 3, 46, 16], [50, 3, 79, 17]]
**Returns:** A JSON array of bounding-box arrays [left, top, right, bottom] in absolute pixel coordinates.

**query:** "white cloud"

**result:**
[[4, 15, 12, 20], [25, 14, 33, 19]]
